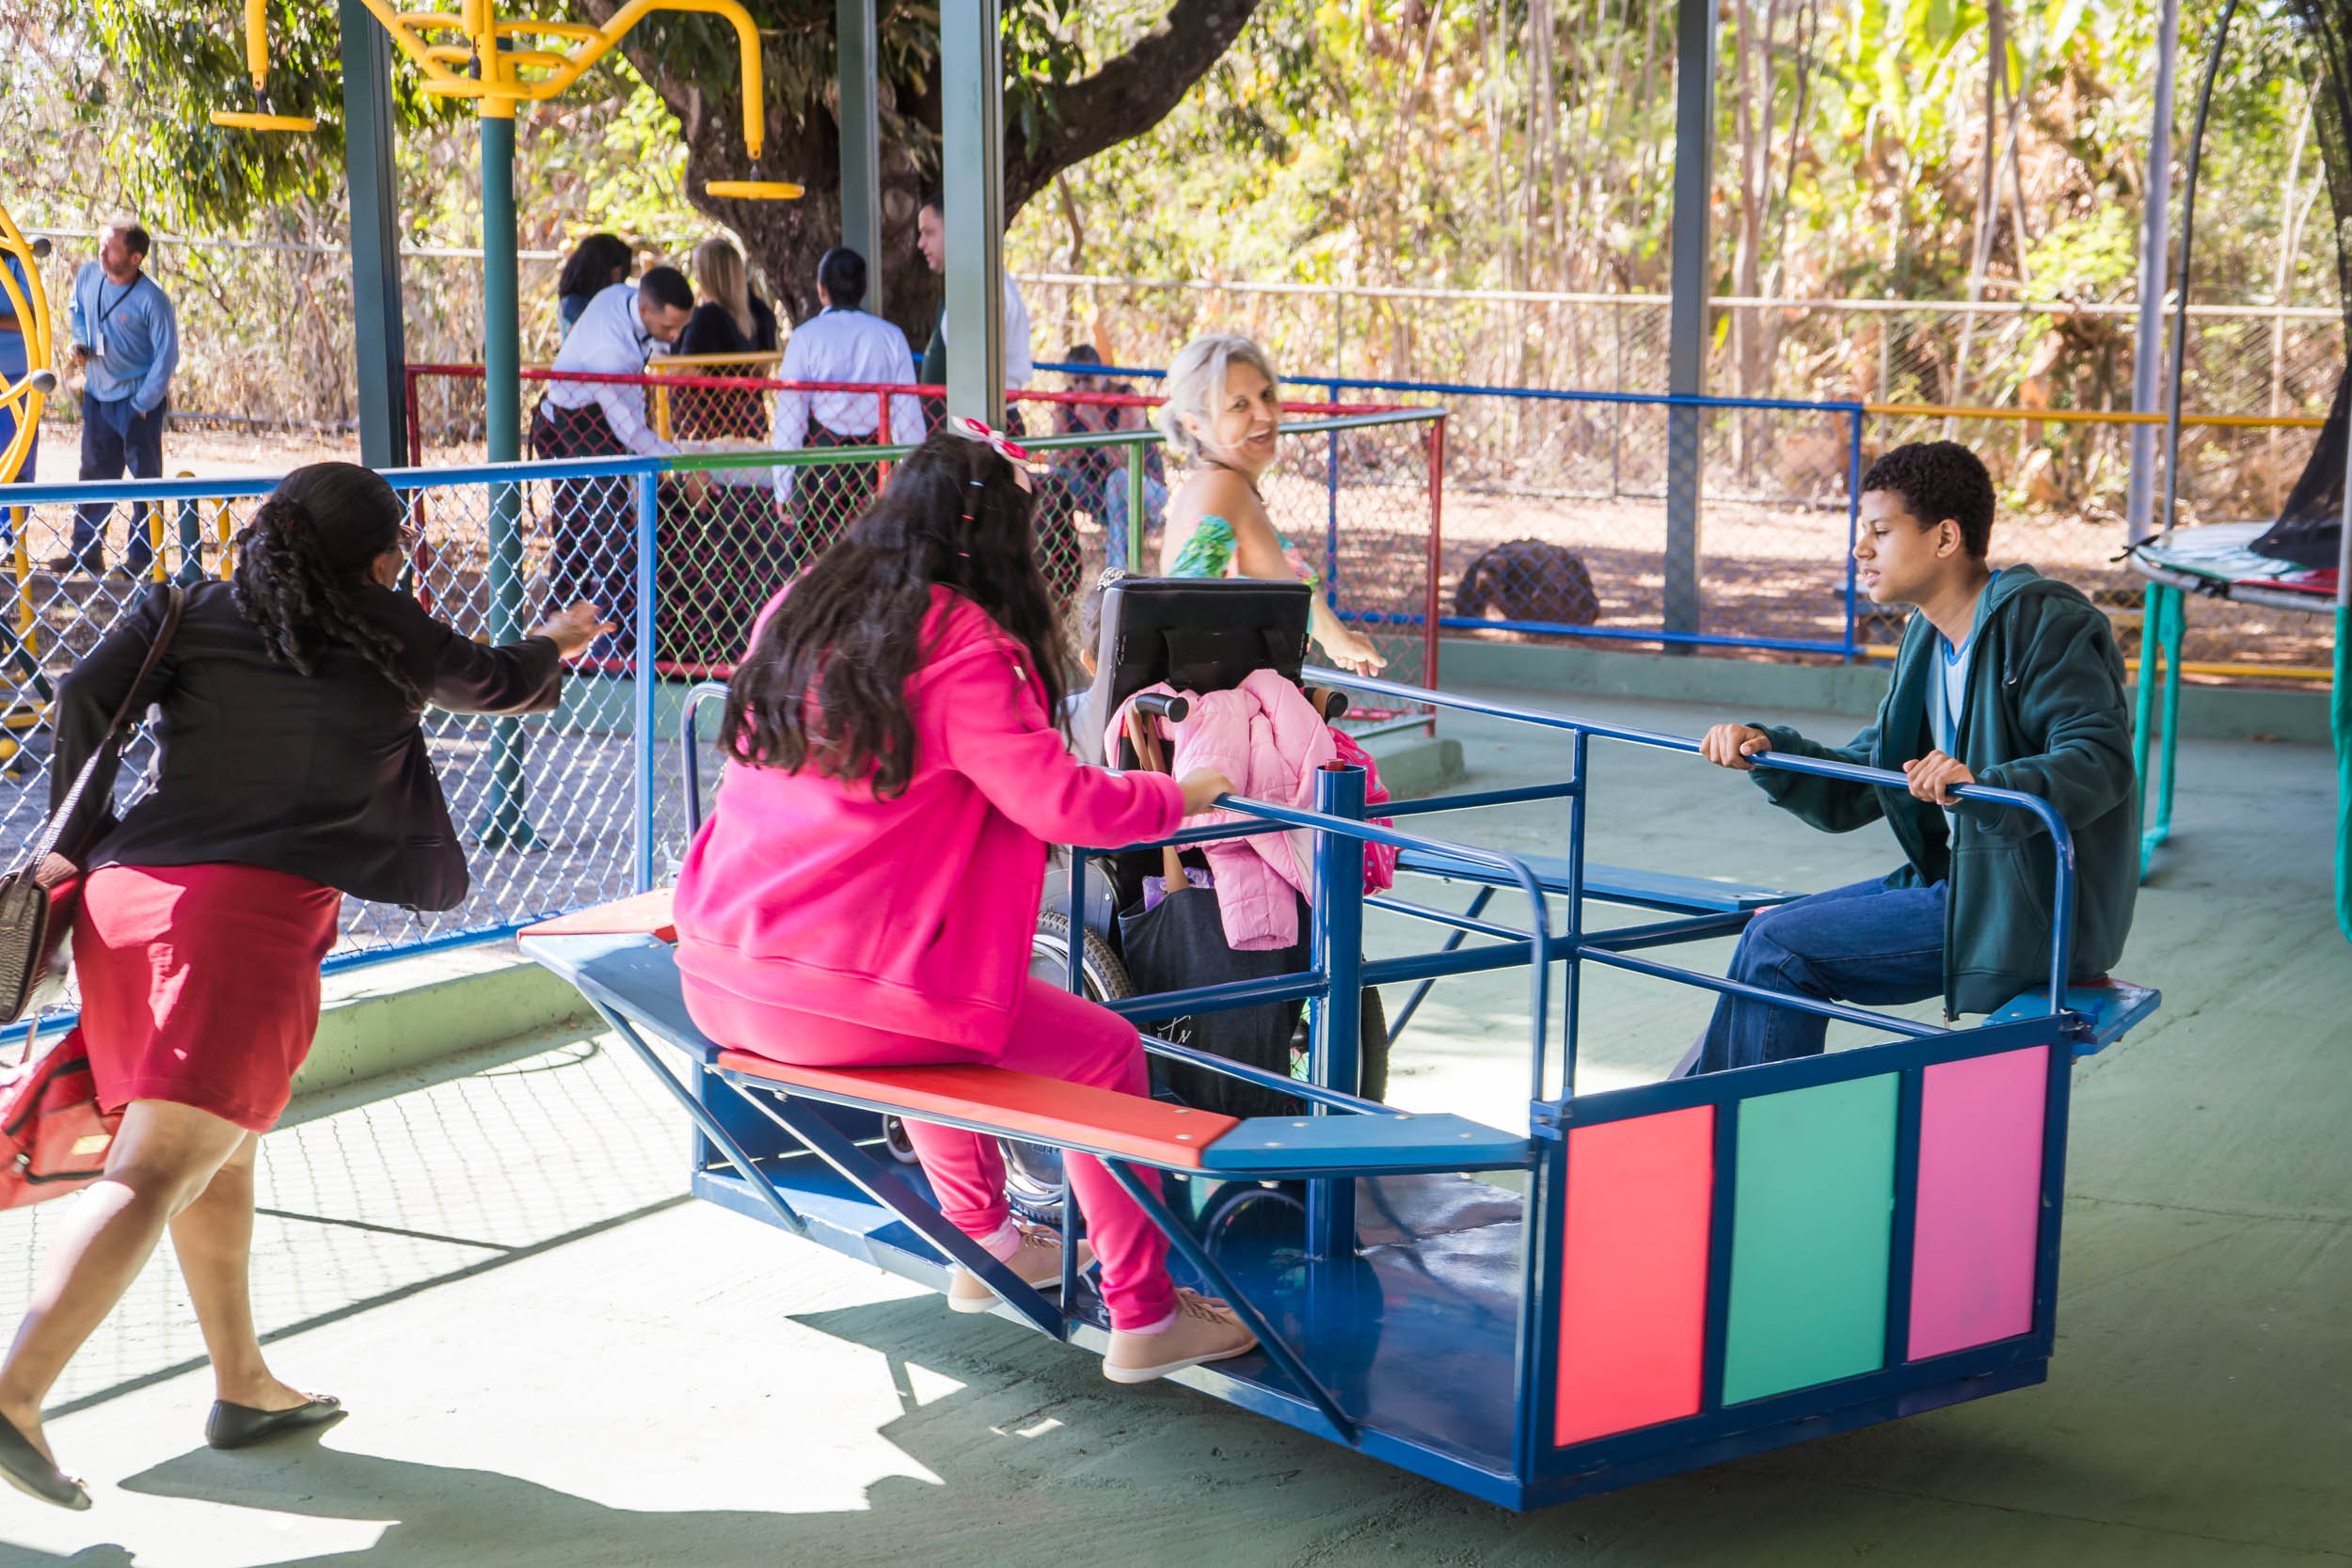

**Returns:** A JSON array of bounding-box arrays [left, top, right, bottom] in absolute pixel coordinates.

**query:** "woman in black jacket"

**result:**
[[0, 462, 609, 1509]]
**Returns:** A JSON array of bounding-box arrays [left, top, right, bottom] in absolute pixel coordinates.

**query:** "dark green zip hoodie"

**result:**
[[1747, 564, 2138, 1018]]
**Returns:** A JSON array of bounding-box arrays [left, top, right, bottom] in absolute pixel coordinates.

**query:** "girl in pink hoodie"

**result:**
[[674, 423, 1258, 1384]]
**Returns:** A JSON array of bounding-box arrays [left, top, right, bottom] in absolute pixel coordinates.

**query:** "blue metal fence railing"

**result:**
[[5, 457, 671, 1037], [7, 406, 1437, 1034], [1032, 361, 1867, 662]]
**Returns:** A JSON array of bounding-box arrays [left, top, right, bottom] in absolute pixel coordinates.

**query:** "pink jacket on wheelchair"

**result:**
[[673, 586, 1185, 1055]]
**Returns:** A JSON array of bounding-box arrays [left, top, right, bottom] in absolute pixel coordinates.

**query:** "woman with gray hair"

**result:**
[[1154, 334, 1384, 674]]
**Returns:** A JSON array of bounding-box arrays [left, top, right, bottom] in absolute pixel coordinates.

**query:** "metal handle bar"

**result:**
[[681, 680, 732, 837], [1308, 666, 2078, 1011]]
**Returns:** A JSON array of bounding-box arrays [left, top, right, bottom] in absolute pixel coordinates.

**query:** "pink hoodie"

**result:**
[[1107, 669, 1337, 951], [673, 587, 1184, 1054]]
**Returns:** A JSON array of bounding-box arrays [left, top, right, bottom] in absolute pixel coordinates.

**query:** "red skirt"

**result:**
[[70, 863, 342, 1132]]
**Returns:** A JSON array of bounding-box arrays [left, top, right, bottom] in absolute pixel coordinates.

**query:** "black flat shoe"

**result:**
[[205, 1395, 344, 1451], [0, 1410, 89, 1511]]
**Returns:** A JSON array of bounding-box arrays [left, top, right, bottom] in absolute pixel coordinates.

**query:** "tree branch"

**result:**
[[1004, 0, 1261, 210]]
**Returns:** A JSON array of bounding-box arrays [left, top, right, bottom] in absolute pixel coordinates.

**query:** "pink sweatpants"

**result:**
[[681, 973, 1179, 1331]]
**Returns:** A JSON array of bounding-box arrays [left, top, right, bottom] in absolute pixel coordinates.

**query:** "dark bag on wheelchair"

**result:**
[[1119, 884, 1308, 1119]]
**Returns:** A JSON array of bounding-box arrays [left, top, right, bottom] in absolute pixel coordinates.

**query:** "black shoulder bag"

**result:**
[[0, 587, 185, 1023]]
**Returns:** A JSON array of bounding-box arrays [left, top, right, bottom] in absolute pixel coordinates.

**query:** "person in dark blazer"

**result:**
[[0, 461, 609, 1510]]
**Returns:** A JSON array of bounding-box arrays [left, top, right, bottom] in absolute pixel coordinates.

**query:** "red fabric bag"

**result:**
[[0, 1032, 119, 1208]]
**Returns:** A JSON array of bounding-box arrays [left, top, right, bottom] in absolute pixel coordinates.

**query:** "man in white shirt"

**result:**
[[529, 265, 700, 657], [914, 192, 1032, 430], [765, 248, 920, 556]]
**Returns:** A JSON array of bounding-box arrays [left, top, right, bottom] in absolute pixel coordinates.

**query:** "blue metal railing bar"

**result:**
[[1345, 610, 1854, 657], [1363, 893, 1534, 944], [1030, 359, 1870, 419], [1379, 779, 1583, 816], [1580, 945, 1947, 1039], [1305, 666, 2079, 1012]]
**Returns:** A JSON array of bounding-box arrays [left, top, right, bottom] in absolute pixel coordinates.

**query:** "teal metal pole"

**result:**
[[479, 108, 535, 848], [1122, 442, 1144, 570], [2333, 605, 2348, 943], [340, 0, 408, 469]]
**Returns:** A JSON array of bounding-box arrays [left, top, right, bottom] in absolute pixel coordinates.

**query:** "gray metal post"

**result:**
[[1663, 0, 1716, 649], [2128, 0, 2181, 545], [339, 0, 407, 469], [836, 0, 882, 314], [940, 0, 1006, 427]]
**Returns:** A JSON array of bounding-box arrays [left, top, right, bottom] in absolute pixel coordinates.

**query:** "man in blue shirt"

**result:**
[[63, 218, 178, 576]]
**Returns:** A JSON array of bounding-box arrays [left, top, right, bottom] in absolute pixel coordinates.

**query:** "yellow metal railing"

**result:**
[[645, 351, 786, 442]]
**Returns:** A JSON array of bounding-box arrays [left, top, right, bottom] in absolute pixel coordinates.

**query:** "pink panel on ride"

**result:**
[[1908, 1045, 2049, 1360], [1554, 1104, 1714, 1447]]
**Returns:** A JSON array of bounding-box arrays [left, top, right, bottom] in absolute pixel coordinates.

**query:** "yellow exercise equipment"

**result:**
[[211, 0, 804, 197], [0, 200, 54, 770]]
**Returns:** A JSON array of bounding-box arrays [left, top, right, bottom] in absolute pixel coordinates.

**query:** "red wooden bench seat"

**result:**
[[713, 1051, 1241, 1169]]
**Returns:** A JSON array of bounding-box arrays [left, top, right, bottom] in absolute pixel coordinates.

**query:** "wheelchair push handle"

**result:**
[[1131, 691, 1190, 723]]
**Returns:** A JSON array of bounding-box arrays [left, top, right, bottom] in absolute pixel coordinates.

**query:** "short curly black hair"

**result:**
[[1860, 440, 1995, 558]]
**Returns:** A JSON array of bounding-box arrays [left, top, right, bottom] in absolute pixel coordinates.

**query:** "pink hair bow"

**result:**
[[945, 415, 1030, 464]]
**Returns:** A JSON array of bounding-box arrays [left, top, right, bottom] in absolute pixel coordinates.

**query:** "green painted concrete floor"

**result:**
[[0, 684, 2343, 1566]]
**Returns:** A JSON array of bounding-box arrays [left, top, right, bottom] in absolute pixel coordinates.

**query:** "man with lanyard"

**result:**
[[530, 264, 704, 658], [1692, 440, 2138, 1073], [63, 219, 178, 577], [913, 192, 1033, 432], [758, 247, 920, 563]]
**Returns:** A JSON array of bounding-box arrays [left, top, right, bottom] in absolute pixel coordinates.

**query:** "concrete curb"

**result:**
[[1437, 637, 2336, 745], [1361, 730, 1469, 799], [288, 945, 596, 1103]]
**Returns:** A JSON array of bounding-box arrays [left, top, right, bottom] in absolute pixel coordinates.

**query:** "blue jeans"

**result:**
[[73, 391, 167, 572], [1697, 875, 1947, 1073]]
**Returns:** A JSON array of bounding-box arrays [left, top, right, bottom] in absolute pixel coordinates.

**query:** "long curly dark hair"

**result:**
[[232, 461, 423, 709], [557, 232, 633, 302], [723, 426, 1063, 798]]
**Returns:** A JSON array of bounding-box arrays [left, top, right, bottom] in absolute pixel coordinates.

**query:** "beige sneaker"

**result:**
[[1103, 1289, 1259, 1383], [947, 1225, 1094, 1314]]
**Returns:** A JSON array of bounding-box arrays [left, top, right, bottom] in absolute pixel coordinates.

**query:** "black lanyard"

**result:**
[[90, 275, 138, 333]]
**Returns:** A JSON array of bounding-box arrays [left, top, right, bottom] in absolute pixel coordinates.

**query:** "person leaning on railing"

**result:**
[[531, 263, 709, 659], [0, 462, 612, 1510], [1155, 333, 1385, 676]]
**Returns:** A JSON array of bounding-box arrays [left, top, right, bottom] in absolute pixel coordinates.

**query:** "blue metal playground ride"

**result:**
[[520, 578, 2157, 1511]]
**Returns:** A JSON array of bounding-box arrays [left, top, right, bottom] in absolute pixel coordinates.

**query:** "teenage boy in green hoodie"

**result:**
[[1693, 440, 2137, 1072]]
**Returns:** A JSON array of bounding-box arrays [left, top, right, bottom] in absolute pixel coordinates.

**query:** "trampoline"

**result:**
[[2125, 525, 2351, 942]]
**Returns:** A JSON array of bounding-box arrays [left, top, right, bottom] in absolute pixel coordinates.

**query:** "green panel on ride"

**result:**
[[1722, 1072, 1899, 1405]]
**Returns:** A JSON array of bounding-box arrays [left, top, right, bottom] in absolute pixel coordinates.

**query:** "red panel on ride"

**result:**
[[1909, 1045, 2048, 1359], [1555, 1105, 1715, 1447], [519, 889, 677, 943], [712, 1051, 1239, 1170]]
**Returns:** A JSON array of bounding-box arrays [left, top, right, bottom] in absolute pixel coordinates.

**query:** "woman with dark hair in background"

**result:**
[[555, 232, 634, 342], [672, 423, 1259, 1387], [0, 463, 610, 1510]]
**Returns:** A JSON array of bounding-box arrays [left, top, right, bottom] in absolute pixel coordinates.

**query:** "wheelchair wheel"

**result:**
[[997, 911, 1136, 1223]]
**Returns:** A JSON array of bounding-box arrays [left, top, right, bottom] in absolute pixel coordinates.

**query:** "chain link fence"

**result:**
[[5, 461, 660, 1038], [9, 396, 1442, 1025]]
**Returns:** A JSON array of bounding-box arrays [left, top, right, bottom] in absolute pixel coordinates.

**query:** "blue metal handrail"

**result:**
[[1306, 666, 2080, 1012]]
